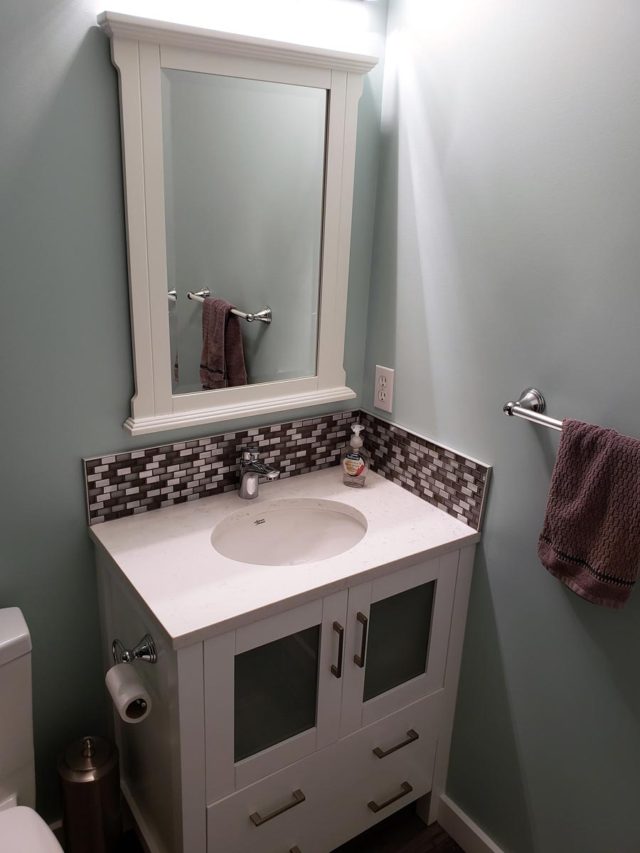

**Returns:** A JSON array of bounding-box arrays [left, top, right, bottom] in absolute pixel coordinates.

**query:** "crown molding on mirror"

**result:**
[[99, 12, 377, 436], [97, 12, 378, 74]]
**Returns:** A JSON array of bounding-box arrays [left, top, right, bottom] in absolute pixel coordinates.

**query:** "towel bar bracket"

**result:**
[[503, 387, 546, 417], [503, 388, 563, 431]]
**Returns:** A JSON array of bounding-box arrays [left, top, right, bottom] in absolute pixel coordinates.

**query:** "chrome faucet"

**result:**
[[239, 447, 279, 500]]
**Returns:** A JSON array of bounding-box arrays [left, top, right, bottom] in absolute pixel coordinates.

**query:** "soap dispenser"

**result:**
[[342, 423, 369, 487]]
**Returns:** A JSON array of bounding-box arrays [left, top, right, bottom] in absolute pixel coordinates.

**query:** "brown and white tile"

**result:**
[[84, 410, 490, 531]]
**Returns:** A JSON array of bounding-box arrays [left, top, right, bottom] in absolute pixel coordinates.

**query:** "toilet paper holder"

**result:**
[[112, 634, 157, 665]]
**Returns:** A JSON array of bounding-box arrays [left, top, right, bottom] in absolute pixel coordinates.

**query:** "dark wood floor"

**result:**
[[333, 805, 463, 853], [114, 804, 463, 853]]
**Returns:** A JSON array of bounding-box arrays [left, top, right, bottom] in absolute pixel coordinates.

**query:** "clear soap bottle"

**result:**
[[342, 423, 369, 487]]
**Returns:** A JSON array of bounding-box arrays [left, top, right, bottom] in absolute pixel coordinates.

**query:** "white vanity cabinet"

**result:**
[[200, 550, 471, 853], [97, 544, 474, 853], [93, 469, 481, 853]]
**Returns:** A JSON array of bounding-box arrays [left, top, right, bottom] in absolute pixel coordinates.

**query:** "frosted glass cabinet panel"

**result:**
[[234, 625, 320, 761], [363, 581, 435, 703], [204, 592, 348, 802], [340, 553, 459, 735]]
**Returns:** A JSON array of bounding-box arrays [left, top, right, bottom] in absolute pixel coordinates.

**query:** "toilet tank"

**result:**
[[0, 608, 36, 809]]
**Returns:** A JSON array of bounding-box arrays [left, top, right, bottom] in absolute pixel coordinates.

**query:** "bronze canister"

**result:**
[[58, 735, 121, 853]]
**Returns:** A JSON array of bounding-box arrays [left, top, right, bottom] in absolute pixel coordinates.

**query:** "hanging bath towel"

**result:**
[[200, 297, 248, 390], [538, 419, 640, 609]]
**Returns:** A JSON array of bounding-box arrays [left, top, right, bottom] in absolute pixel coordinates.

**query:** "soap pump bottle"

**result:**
[[342, 423, 369, 487]]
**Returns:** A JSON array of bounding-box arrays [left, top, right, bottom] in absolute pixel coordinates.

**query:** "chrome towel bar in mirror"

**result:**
[[186, 289, 272, 324], [503, 388, 563, 431]]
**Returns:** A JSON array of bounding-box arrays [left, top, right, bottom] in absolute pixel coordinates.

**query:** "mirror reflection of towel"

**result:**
[[200, 297, 248, 390]]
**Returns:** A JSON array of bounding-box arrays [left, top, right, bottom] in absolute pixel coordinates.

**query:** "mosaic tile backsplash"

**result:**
[[359, 412, 489, 530], [84, 410, 490, 530]]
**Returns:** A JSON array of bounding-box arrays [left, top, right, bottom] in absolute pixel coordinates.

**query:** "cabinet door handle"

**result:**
[[249, 789, 306, 827], [330, 621, 344, 678], [373, 729, 419, 759], [353, 611, 368, 668], [367, 781, 413, 813]]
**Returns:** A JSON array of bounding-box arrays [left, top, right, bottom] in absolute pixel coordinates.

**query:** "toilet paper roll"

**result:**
[[105, 663, 152, 724]]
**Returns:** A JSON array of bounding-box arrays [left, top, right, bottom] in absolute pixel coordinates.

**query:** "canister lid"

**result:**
[[58, 736, 118, 783], [0, 607, 32, 666]]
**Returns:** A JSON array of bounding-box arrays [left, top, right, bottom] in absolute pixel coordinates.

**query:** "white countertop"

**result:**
[[90, 468, 480, 648]]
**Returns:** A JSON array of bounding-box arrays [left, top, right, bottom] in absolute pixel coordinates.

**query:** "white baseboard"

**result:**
[[437, 794, 505, 853]]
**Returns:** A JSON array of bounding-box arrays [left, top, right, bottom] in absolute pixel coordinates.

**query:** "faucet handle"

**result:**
[[242, 446, 260, 463]]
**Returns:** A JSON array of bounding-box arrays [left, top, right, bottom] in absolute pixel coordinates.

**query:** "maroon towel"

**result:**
[[538, 419, 640, 609], [199, 297, 247, 390]]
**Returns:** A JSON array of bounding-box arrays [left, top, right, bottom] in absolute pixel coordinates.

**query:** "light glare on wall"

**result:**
[[396, 0, 500, 49]]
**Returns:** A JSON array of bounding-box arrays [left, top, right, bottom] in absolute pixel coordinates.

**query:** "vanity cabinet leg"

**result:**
[[415, 793, 431, 826]]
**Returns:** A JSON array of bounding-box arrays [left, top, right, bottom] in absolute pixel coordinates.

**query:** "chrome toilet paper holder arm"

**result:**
[[112, 634, 157, 665]]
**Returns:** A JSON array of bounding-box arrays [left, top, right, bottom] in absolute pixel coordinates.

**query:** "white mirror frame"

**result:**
[[99, 12, 377, 435]]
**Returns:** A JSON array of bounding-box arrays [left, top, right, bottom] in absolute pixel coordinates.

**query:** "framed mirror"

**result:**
[[99, 12, 377, 435]]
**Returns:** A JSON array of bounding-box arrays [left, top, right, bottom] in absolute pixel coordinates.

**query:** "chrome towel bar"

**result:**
[[186, 289, 272, 324], [503, 388, 563, 431]]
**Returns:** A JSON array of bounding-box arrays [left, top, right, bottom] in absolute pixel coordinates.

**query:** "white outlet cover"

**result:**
[[374, 365, 394, 413]]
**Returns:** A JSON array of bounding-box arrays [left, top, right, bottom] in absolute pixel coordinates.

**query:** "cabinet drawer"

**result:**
[[207, 745, 333, 853], [326, 693, 441, 845], [206, 693, 442, 853]]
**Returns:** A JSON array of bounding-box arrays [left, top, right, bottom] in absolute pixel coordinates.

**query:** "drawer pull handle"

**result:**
[[353, 611, 368, 668], [373, 729, 419, 759], [290, 848, 302, 853], [367, 781, 413, 813], [249, 789, 306, 827], [331, 621, 344, 678]]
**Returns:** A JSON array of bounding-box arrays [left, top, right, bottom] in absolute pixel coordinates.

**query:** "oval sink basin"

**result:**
[[211, 498, 367, 566]]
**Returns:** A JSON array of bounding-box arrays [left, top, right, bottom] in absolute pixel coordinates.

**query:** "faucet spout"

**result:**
[[239, 448, 280, 500]]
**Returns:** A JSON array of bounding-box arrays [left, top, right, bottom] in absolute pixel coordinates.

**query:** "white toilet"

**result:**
[[0, 608, 63, 851]]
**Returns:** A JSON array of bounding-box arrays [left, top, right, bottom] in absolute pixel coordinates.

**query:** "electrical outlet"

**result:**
[[374, 365, 394, 413]]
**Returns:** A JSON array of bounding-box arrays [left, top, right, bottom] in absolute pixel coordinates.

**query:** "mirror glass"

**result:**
[[161, 69, 327, 394]]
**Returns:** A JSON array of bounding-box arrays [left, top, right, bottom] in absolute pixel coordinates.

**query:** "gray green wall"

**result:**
[[0, 0, 386, 818], [5, 0, 639, 846], [364, 2, 640, 851]]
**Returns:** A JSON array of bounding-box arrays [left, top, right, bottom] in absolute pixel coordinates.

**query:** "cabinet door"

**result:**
[[340, 552, 459, 736], [205, 590, 347, 802]]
